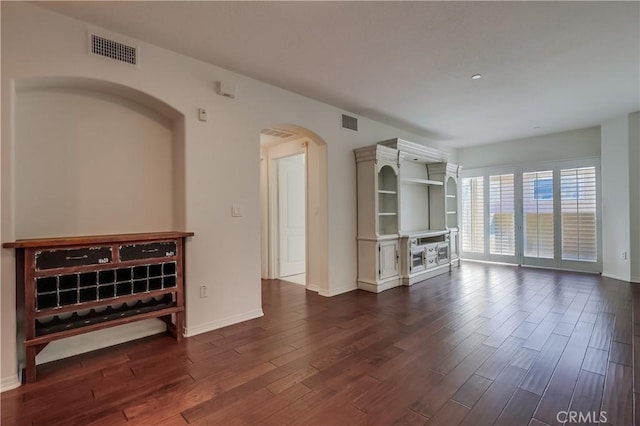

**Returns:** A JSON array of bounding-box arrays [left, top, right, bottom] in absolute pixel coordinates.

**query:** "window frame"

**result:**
[[460, 176, 485, 255], [488, 172, 517, 260], [522, 169, 555, 261]]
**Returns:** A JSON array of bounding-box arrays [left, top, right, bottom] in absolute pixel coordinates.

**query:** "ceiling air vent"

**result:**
[[90, 33, 137, 66], [342, 114, 358, 132], [260, 128, 297, 139]]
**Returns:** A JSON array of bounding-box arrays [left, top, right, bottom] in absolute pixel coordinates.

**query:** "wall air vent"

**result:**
[[342, 114, 358, 131], [90, 34, 138, 66]]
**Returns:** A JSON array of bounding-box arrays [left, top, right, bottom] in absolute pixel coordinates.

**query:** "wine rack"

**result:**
[[4, 231, 193, 383], [34, 262, 177, 312]]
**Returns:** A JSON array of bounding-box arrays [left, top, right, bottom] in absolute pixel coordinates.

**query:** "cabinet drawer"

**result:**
[[425, 244, 438, 255], [36, 246, 112, 270], [119, 241, 177, 262]]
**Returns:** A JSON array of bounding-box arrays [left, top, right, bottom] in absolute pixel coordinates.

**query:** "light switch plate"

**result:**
[[231, 204, 244, 217]]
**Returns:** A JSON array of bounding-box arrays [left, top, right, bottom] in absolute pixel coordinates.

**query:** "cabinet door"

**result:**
[[411, 247, 427, 274], [379, 240, 399, 280], [436, 243, 450, 264]]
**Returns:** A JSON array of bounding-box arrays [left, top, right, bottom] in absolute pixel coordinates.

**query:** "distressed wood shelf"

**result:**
[[3, 231, 193, 383]]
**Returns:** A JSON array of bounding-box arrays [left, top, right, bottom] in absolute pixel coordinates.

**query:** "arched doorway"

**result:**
[[259, 125, 328, 294]]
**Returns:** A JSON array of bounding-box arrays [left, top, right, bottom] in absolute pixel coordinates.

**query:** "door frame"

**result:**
[[520, 164, 557, 269], [267, 142, 308, 284]]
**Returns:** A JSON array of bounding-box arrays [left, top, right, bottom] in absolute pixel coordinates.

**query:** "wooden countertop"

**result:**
[[3, 231, 194, 249]]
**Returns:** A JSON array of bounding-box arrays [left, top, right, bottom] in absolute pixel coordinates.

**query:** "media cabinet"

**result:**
[[354, 138, 461, 293]]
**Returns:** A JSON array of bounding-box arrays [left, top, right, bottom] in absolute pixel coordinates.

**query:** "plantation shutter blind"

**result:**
[[523, 171, 554, 259], [489, 174, 515, 255], [461, 177, 484, 253], [561, 167, 597, 261]]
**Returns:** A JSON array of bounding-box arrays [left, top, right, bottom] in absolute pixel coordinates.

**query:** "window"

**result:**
[[533, 177, 553, 200], [461, 159, 599, 272], [461, 177, 484, 253], [489, 174, 515, 256], [561, 167, 597, 262], [523, 171, 554, 259]]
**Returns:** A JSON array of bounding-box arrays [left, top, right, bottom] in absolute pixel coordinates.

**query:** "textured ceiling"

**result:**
[[37, 1, 640, 147]]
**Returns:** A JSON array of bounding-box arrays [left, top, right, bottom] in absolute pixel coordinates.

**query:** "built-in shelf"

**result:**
[[447, 211, 457, 214], [400, 177, 443, 186], [355, 140, 459, 294], [446, 195, 456, 198]]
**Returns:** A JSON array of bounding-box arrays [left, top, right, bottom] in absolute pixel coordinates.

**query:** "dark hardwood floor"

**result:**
[[1, 262, 638, 425]]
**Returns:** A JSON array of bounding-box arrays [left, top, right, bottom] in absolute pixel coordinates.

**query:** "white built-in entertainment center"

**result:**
[[354, 139, 461, 293]]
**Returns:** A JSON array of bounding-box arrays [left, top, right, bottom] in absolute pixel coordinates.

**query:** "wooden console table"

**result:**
[[3, 231, 194, 383]]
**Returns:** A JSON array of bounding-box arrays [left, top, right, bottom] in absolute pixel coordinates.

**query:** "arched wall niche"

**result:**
[[16, 76, 183, 121], [14, 76, 186, 239]]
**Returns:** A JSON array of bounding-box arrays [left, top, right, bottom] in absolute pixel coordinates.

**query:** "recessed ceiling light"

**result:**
[[471, 74, 482, 80]]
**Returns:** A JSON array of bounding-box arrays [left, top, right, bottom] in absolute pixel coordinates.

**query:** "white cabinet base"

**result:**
[[402, 264, 451, 286], [356, 238, 400, 293], [357, 277, 402, 293]]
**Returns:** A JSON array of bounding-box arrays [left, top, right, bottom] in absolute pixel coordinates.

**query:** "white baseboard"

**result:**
[[357, 279, 400, 293], [0, 374, 21, 392], [184, 309, 264, 337], [319, 285, 357, 297], [602, 273, 632, 283], [631, 276, 640, 284], [306, 283, 320, 293]]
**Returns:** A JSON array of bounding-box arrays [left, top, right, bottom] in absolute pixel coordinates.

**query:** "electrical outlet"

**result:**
[[200, 284, 208, 298], [621, 251, 627, 260]]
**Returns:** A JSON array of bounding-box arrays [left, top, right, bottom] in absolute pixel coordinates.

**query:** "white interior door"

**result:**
[[277, 154, 306, 277]]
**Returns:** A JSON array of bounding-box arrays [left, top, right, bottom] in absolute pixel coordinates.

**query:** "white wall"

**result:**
[[601, 115, 632, 281], [15, 88, 175, 238], [458, 127, 600, 169], [1, 3, 453, 389]]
